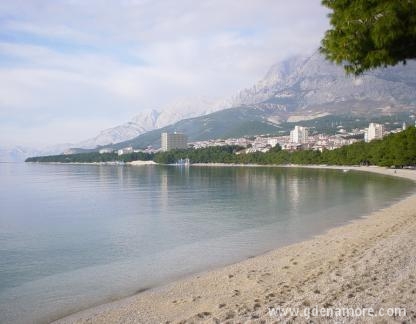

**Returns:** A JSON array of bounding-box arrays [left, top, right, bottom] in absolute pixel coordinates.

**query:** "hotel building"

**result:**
[[365, 123, 385, 142], [161, 132, 188, 151], [290, 126, 309, 144]]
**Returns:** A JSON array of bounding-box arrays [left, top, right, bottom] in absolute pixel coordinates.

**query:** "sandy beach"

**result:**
[[128, 160, 157, 166], [54, 166, 416, 323]]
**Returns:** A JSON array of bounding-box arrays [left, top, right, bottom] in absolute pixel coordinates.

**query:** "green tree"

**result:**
[[320, 0, 416, 75]]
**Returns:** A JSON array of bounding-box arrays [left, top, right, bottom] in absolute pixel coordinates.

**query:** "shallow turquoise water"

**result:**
[[0, 163, 414, 323]]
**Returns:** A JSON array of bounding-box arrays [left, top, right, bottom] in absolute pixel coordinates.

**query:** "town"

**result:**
[[109, 121, 411, 156]]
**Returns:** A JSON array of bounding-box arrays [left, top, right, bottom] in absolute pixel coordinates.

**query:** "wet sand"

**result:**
[[54, 166, 416, 323]]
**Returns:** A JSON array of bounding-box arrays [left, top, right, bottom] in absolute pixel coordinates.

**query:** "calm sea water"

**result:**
[[0, 163, 414, 323]]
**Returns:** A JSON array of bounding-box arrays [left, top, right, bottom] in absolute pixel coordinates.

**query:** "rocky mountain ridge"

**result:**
[[232, 52, 415, 118], [10, 52, 416, 161]]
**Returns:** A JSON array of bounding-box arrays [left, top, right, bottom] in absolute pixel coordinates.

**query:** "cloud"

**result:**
[[0, 118, 116, 147], [2, 20, 97, 44], [0, 0, 329, 146]]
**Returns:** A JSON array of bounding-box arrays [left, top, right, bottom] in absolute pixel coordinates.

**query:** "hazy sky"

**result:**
[[0, 0, 329, 147]]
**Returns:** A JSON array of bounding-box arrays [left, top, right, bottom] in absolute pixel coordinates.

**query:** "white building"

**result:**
[[267, 137, 280, 147], [290, 126, 309, 144], [161, 132, 188, 151], [117, 147, 133, 155], [365, 123, 384, 142], [99, 148, 113, 154]]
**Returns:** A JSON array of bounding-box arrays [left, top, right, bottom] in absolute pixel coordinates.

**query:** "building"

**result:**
[[267, 137, 280, 148], [117, 147, 133, 155], [290, 126, 309, 144], [99, 148, 113, 154], [365, 123, 384, 142], [161, 132, 188, 151]]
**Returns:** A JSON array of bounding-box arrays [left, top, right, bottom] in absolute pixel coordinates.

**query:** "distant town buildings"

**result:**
[[161, 132, 188, 151], [117, 146, 133, 155], [99, 148, 113, 154], [267, 137, 279, 148], [365, 123, 385, 142], [97, 119, 412, 156], [190, 132, 361, 154], [290, 126, 309, 144]]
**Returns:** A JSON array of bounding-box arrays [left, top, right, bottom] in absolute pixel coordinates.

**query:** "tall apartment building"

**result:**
[[290, 126, 309, 144], [365, 123, 384, 142], [161, 132, 188, 151]]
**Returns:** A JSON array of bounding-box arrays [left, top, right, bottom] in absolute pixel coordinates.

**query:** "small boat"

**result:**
[[343, 169, 350, 173]]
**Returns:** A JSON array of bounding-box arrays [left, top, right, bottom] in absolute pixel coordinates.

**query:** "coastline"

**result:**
[[25, 160, 157, 166], [54, 166, 416, 323]]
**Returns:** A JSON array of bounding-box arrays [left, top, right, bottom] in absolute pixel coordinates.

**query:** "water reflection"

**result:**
[[0, 163, 414, 324]]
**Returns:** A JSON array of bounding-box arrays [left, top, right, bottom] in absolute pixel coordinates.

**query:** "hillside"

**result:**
[[16, 52, 416, 161], [232, 52, 416, 118], [106, 106, 280, 149], [96, 111, 413, 151], [73, 97, 230, 149], [92, 52, 416, 150]]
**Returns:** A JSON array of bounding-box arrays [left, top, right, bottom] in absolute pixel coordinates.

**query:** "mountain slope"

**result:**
[[101, 53, 416, 150], [105, 106, 280, 149], [75, 109, 160, 148], [0, 146, 34, 163], [5, 97, 230, 161], [232, 52, 416, 118], [84, 51, 416, 151], [74, 97, 230, 149], [19, 52, 416, 160]]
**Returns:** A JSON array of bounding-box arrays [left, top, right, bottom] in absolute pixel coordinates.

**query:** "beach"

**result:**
[[54, 166, 416, 323]]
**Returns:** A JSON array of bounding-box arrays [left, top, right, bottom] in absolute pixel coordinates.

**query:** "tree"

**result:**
[[320, 0, 416, 75]]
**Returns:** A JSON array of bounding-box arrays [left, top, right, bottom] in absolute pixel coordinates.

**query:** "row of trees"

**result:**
[[26, 127, 416, 167], [25, 151, 153, 163]]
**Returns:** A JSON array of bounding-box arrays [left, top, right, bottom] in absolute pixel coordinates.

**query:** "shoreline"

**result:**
[[25, 160, 156, 166], [54, 166, 416, 323]]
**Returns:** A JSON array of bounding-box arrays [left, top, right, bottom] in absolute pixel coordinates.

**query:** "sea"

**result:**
[[0, 162, 414, 323]]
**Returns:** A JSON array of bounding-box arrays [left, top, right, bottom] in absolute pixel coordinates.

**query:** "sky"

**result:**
[[0, 0, 329, 147]]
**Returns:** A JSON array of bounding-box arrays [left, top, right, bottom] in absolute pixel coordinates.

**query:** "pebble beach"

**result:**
[[54, 166, 416, 323]]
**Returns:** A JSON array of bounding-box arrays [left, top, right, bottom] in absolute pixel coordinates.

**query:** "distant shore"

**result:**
[[55, 166, 416, 323], [25, 160, 157, 166]]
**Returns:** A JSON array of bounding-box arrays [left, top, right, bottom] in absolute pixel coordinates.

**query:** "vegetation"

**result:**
[[153, 146, 244, 164], [320, 0, 416, 75], [25, 151, 153, 163], [26, 127, 416, 167]]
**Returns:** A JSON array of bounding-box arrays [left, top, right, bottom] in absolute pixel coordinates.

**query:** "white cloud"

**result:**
[[0, 119, 116, 147], [3, 20, 97, 44], [0, 0, 329, 146]]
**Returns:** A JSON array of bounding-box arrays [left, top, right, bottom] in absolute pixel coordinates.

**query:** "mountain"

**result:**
[[103, 106, 281, 150], [74, 97, 230, 149], [0, 143, 74, 163], [100, 52, 416, 150], [0, 146, 32, 163], [231, 52, 416, 119], [21, 52, 416, 160], [74, 109, 160, 149], [93, 53, 416, 151], [6, 97, 229, 161]]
